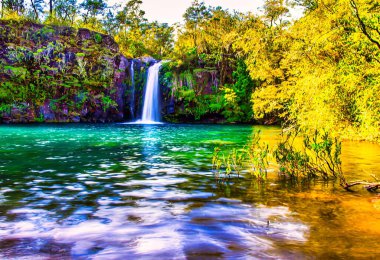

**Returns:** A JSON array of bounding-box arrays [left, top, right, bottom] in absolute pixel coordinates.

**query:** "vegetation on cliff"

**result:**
[[0, 0, 379, 142], [0, 20, 133, 122], [0, 0, 173, 59]]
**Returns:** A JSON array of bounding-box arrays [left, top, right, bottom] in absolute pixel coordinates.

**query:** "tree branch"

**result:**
[[342, 180, 380, 192], [350, 0, 380, 50]]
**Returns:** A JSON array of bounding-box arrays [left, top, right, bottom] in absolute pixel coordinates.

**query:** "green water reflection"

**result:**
[[0, 124, 379, 258]]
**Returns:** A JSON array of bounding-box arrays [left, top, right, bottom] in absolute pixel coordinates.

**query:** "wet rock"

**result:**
[[195, 69, 219, 95], [77, 28, 92, 41], [141, 56, 156, 65], [40, 101, 56, 122], [113, 56, 129, 118], [65, 52, 76, 64], [10, 107, 22, 123], [72, 116, 80, 123], [102, 35, 119, 53], [27, 108, 36, 122], [167, 98, 175, 114], [56, 26, 75, 37]]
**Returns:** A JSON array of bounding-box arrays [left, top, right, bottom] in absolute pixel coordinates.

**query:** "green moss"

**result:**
[[193, 67, 217, 74], [34, 114, 44, 122], [94, 33, 102, 44], [0, 20, 124, 123]]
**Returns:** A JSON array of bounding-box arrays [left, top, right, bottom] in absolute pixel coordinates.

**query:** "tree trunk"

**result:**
[[31, 0, 39, 20]]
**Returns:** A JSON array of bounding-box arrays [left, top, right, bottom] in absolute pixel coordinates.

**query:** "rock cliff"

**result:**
[[0, 20, 149, 123]]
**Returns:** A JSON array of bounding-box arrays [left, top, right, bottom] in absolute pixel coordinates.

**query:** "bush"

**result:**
[[273, 126, 345, 184]]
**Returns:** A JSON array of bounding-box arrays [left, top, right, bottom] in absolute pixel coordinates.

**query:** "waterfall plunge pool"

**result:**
[[0, 124, 379, 258]]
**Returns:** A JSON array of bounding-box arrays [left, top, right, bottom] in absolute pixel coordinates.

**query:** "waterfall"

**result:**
[[129, 60, 135, 120], [137, 61, 162, 124]]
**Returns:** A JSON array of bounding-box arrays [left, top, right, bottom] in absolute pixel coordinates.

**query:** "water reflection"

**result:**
[[141, 124, 161, 164], [0, 124, 378, 258]]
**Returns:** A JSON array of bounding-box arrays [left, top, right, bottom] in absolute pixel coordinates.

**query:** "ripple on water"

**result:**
[[30, 169, 56, 174], [65, 185, 85, 191], [0, 188, 13, 194], [115, 177, 187, 187], [141, 166, 182, 175], [0, 191, 308, 258], [84, 181, 98, 185], [8, 208, 52, 215], [46, 156, 74, 160], [108, 174, 126, 179], [120, 189, 214, 201], [0, 124, 319, 258]]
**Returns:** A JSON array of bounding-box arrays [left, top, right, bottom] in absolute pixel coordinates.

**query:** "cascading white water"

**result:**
[[129, 60, 135, 119], [138, 61, 162, 124]]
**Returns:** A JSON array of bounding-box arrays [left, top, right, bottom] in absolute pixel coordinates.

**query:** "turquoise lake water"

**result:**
[[0, 124, 379, 258]]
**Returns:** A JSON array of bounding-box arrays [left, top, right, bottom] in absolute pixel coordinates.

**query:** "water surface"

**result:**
[[0, 124, 379, 258]]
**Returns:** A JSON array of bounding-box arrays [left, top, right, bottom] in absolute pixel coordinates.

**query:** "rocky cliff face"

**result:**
[[159, 65, 223, 123], [0, 20, 149, 123]]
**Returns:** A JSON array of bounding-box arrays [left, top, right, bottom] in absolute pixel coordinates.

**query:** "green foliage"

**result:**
[[80, 0, 107, 23], [159, 61, 174, 86], [164, 59, 255, 122], [0, 19, 123, 122], [273, 126, 346, 184], [0, 103, 11, 113], [231, 0, 379, 140], [94, 33, 102, 44], [101, 95, 117, 111], [220, 86, 242, 122], [113, 0, 174, 59], [245, 131, 270, 180], [53, 0, 78, 26], [212, 130, 270, 181], [34, 114, 44, 122], [212, 126, 350, 188], [220, 60, 256, 122], [0, 0, 379, 143], [32, 26, 55, 43]]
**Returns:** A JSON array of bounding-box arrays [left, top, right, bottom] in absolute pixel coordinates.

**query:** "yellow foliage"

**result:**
[[2, 11, 27, 21], [234, 0, 380, 141]]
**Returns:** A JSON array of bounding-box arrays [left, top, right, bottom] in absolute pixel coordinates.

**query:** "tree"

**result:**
[[263, 0, 290, 27], [143, 21, 174, 58], [289, 0, 318, 12], [55, 0, 78, 25], [48, 0, 52, 15], [116, 0, 147, 32], [2, 0, 25, 15], [114, 0, 147, 57], [29, 0, 44, 20], [113, 0, 173, 58], [102, 9, 118, 35], [183, 0, 211, 25], [81, 0, 107, 24], [349, 0, 380, 50], [183, 0, 212, 49]]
